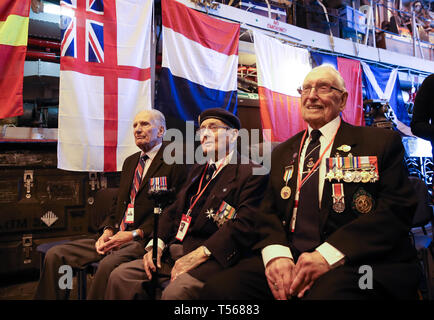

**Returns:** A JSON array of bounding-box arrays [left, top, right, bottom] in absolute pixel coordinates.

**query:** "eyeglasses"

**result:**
[[196, 124, 231, 134], [297, 84, 344, 96]]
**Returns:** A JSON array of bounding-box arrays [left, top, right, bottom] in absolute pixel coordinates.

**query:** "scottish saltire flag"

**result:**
[[0, 0, 30, 119], [58, 0, 152, 172], [361, 62, 412, 133], [156, 0, 239, 123], [254, 31, 311, 142], [311, 52, 364, 127]]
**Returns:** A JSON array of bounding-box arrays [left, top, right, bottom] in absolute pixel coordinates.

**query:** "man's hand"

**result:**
[[97, 231, 133, 254], [170, 246, 209, 282], [143, 246, 163, 280], [290, 251, 331, 298], [95, 229, 114, 255], [265, 257, 296, 300]]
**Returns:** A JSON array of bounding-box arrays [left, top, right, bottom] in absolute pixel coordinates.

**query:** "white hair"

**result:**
[[310, 64, 347, 91]]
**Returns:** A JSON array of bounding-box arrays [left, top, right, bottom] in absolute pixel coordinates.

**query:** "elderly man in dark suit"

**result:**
[[34, 109, 188, 300], [200, 65, 419, 300], [104, 108, 268, 300]]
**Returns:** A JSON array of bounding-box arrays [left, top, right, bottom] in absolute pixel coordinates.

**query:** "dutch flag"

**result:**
[[156, 0, 239, 123]]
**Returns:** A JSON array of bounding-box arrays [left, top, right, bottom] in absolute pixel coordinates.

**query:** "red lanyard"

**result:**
[[296, 119, 341, 194], [187, 161, 224, 216]]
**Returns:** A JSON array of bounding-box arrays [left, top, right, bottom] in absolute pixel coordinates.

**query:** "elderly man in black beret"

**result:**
[[104, 108, 268, 299]]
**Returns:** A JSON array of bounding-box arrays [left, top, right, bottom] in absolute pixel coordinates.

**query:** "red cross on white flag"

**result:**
[[58, 0, 152, 172]]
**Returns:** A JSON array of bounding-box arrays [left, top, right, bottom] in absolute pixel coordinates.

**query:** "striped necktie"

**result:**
[[120, 154, 148, 231]]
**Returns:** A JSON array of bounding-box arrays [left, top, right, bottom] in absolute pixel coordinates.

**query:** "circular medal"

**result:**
[[354, 194, 373, 214], [361, 171, 371, 183], [343, 171, 353, 183], [353, 171, 362, 183], [333, 201, 345, 213], [280, 186, 291, 199]]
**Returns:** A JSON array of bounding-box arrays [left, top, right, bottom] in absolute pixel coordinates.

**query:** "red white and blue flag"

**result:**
[[58, 0, 152, 172], [156, 0, 239, 123]]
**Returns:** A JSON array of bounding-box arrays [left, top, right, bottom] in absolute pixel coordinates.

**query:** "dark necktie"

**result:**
[[205, 163, 217, 182], [120, 154, 148, 231], [292, 129, 322, 252]]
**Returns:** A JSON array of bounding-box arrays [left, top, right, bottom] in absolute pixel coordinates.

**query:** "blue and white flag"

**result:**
[[361, 62, 412, 132]]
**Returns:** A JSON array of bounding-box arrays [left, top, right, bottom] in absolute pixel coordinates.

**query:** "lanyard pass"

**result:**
[[175, 213, 192, 242]]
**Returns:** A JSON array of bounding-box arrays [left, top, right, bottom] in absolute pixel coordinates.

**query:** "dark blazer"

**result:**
[[157, 152, 268, 282], [411, 73, 434, 154], [255, 120, 418, 297], [100, 143, 189, 238]]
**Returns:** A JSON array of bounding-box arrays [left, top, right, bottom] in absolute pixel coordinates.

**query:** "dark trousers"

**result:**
[[199, 254, 409, 300], [34, 238, 144, 300]]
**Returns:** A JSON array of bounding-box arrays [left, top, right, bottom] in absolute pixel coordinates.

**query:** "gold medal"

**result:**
[[334, 169, 343, 182], [325, 170, 335, 182], [361, 171, 371, 183], [281, 186, 291, 199]]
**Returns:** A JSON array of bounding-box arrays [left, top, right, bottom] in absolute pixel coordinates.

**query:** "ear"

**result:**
[[157, 125, 165, 138], [339, 91, 348, 112], [229, 129, 239, 144]]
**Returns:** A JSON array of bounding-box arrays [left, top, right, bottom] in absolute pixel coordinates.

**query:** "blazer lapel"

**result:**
[[284, 134, 305, 219]]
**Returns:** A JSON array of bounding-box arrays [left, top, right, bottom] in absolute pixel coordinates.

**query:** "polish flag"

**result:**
[[254, 31, 311, 142]]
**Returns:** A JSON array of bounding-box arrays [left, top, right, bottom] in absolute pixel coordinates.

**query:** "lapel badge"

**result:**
[[205, 208, 215, 219], [352, 188, 374, 214], [337, 145, 351, 152]]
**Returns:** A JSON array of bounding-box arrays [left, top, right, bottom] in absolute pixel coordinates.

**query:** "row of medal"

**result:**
[[280, 155, 379, 206], [325, 154, 379, 184]]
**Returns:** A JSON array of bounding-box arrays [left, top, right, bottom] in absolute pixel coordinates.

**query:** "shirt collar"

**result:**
[[140, 142, 162, 161], [308, 116, 341, 142], [209, 150, 234, 170]]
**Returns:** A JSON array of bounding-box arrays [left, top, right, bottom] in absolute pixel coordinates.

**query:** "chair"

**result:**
[[36, 187, 119, 299], [408, 176, 433, 300]]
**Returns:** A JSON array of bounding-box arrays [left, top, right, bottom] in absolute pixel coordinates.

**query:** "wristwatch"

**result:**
[[202, 246, 211, 257], [132, 229, 142, 241]]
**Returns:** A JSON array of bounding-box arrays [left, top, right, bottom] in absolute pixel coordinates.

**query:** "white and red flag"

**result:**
[[254, 31, 311, 142], [58, 0, 152, 171]]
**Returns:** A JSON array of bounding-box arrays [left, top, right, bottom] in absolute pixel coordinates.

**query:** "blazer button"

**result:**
[[282, 220, 287, 226]]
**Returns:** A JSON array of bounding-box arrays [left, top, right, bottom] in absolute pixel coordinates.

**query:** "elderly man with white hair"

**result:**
[[200, 65, 420, 300], [35, 109, 188, 300]]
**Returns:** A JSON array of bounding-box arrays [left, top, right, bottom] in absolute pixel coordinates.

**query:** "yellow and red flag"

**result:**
[[0, 0, 31, 119]]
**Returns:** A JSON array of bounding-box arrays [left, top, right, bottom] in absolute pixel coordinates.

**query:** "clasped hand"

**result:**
[[95, 230, 133, 254], [265, 251, 330, 300]]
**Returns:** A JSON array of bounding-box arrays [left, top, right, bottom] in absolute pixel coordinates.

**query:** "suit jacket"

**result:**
[[255, 120, 418, 297], [410, 73, 434, 153], [100, 143, 189, 238], [157, 152, 268, 282]]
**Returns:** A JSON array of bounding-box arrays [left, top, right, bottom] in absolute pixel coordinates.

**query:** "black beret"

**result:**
[[198, 108, 241, 130]]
